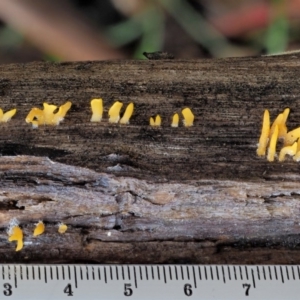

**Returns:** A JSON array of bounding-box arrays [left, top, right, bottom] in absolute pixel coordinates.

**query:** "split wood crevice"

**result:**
[[0, 55, 300, 263]]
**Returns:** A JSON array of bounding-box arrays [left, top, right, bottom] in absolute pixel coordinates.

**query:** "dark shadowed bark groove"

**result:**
[[0, 55, 300, 263]]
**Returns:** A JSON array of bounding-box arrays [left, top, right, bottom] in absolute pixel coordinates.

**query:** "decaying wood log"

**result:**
[[1, 55, 300, 263]]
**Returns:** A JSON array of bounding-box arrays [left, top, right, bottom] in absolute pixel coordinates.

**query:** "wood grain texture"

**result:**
[[0, 55, 300, 263]]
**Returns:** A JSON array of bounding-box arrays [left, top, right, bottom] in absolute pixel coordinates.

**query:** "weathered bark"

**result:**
[[0, 55, 300, 263]]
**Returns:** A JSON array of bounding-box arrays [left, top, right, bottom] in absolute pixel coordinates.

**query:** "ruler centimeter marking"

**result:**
[[0, 265, 299, 299]]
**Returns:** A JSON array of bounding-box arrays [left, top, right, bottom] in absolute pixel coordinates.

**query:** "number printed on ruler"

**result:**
[[0, 265, 299, 299]]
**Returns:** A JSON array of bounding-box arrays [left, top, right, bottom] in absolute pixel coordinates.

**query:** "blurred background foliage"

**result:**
[[0, 0, 298, 63]]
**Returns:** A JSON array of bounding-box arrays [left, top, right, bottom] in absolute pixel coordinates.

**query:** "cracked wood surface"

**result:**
[[0, 55, 300, 263], [1, 156, 300, 264]]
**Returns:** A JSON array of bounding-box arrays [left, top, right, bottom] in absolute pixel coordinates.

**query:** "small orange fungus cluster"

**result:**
[[90, 99, 134, 124], [257, 108, 300, 162], [0, 108, 17, 122], [33, 221, 45, 237], [8, 225, 23, 252], [26, 101, 72, 128], [8, 220, 68, 251], [150, 108, 194, 127]]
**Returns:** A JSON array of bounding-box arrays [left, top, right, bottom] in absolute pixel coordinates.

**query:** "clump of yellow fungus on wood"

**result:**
[[171, 113, 179, 127], [33, 221, 45, 236], [257, 108, 300, 162], [182, 108, 194, 127], [58, 223, 68, 234], [0, 108, 17, 123], [108, 101, 123, 123], [150, 115, 161, 126], [8, 224, 23, 251], [90, 98, 103, 122], [120, 102, 134, 124], [26, 101, 72, 128]]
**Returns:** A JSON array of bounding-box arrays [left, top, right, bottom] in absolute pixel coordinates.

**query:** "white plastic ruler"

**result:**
[[0, 264, 299, 299]]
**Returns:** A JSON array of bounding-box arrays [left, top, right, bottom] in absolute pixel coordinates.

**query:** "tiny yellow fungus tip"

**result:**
[[171, 113, 179, 127], [90, 98, 103, 122], [120, 102, 134, 124], [257, 110, 270, 157], [108, 101, 123, 123], [150, 115, 161, 126], [284, 127, 300, 146], [0, 108, 17, 123], [267, 125, 278, 162], [8, 225, 23, 251], [182, 108, 194, 127], [33, 221, 45, 237], [58, 223, 68, 234], [25, 101, 72, 127], [279, 142, 297, 162]]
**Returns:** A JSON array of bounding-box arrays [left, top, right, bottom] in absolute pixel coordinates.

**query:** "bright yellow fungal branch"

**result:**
[[90, 99, 103, 122], [171, 113, 179, 127], [279, 108, 290, 138], [25, 101, 72, 128], [284, 127, 300, 146], [0, 108, 17, 123], [182, 108, 194, 127], [8, 225, 23, 251], [120, 103, 134, 124], [293, 138, 300, 162], [150, 115, 161, 126], [108, 101, 123, 123], [269, 113, 283, 138], [58, 223, 68, 234], [257, 110, 270, 156], [52, 101, 72, 125], [267, 125, 278, 162], [33, 221, 45, 237], [279, 141, 297, 162]]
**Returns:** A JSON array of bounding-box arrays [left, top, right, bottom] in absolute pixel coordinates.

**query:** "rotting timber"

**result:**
[[0, 55, 300, 263]]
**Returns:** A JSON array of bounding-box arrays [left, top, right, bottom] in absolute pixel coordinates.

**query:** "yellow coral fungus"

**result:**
[[108, 101, 123, 123], [279, 141, 297, 162], [0, 108, 17, 123], [120, 103, 134, 124], [269, 113, 283, 138], [171, 113, 179, 127], [25, 101, 72, 128], [52, 101, 72, 125], [150, 115, 161, 126], [284, 127, 300, 146], [293, 139, 300, 162], [33, 221, 45, 236], [267, 125, 278, 162], [279, 108, 290, 138], [257, 110, 270, 156], [182, 108, 194, 127], [90, 99, 103, 122], [8, 225, 23, 251], [58, 223, 68, 234]]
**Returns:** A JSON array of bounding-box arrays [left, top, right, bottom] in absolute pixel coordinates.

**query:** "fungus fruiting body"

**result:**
[[150, 115, 161, 126], [58, 223, 68, 234], [257, 110, 270, 156], [90, 99, 103, 122], [33, 221, 45, 236], [284, 127, 300, 146], [26, 101, 72, 128], [108, 101, 123, 123], [8, 225, 23, 251], [171, 113, 179, 127], [0, 108, 17, 123], [279, 142, 297, 162], [267, 125, 278, 162], [120, 103, 134, 124], [182, 108, 194, 127]]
